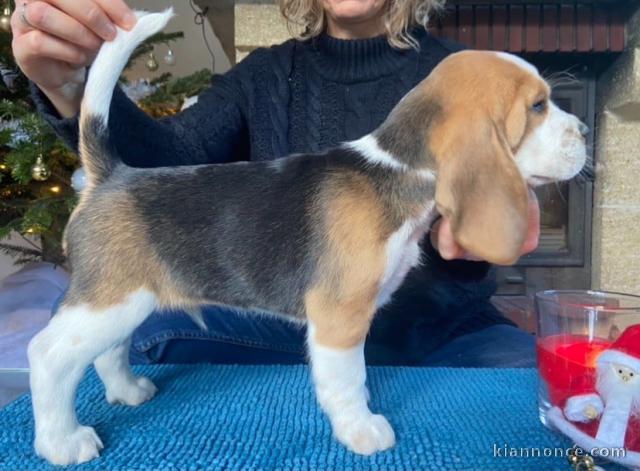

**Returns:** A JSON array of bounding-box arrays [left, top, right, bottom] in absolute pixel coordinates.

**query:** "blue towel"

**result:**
[[0, 365, 605, 470]]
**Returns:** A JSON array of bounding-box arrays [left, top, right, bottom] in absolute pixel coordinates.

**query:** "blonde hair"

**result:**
[[279, 0, 445, 49]]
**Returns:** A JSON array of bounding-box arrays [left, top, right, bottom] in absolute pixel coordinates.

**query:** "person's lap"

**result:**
[[130, 307, 307, 365], [418, 323, 536, 367], [50, 295, 535, 367]]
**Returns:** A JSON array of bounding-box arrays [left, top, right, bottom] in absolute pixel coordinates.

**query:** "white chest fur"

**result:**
[[376, 204, 436, 308]]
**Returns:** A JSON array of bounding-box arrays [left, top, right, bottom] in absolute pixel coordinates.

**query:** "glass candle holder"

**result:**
[[535, 290, 640, 466]]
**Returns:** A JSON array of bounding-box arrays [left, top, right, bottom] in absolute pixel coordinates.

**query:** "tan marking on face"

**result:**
[[305, 174, 391, 348], [420, 51, 551, 156], [411, 51, 552, 265]]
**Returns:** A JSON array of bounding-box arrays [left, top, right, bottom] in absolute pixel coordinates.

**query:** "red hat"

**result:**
[[597, 324, 640, 372]]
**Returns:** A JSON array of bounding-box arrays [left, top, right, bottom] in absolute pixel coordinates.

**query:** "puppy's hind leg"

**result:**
[[28, 289, 156, 466], [94, 336, 157, 406]]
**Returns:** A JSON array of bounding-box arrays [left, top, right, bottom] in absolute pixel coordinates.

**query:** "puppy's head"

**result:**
[[422, 51, 587, 265]]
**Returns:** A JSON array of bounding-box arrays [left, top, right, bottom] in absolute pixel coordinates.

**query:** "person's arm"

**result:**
[[32, 68, 250, 167], [14, 0, 249, 166]]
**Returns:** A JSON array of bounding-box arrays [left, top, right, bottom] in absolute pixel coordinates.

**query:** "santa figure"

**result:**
[[547, 324, 640, 469]]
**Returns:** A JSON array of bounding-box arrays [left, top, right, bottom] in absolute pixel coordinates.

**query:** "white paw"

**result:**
[[333, 414, 396, 455], [106, 376, 157, 406], [35, 425, 103, 466]]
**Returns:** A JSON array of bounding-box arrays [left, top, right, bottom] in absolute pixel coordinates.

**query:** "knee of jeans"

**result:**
[[50, 292, 66, 316]]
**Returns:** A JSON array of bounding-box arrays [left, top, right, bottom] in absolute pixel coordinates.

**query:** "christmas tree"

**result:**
[[0, 7, 211, 267]]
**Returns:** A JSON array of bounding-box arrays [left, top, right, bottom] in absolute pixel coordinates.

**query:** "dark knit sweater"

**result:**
[[33, 28, 514, 365]]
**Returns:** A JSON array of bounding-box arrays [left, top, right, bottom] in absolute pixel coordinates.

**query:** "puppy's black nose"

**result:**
[[578, 122, 589, 136]]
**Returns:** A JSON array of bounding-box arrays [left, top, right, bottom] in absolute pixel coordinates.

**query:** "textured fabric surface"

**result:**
[[0, 365, 586, 470]]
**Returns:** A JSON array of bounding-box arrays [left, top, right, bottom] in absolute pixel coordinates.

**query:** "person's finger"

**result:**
[[10, 1, 34, 36], [429, 218, 441, 250], [47, 0, 117, 40], [14, 30, 88, 67], [94, 0, 136, 30], [436, 218, 466, 260], [521, 190, 541, 255], [22, 1, 102, 51]]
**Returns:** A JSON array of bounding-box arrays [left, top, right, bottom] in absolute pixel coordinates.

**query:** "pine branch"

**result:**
[[14, 255, 41, 266], [140, 69, 212, 107], [0, 242, 42, 260], [0, 21, 185, 264], [127, 31, 185, 68]]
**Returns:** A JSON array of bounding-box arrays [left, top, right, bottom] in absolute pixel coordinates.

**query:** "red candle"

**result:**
[[538, 334, 640, 452], [537, 334, 610, 406], [535, 293, 640, 465]]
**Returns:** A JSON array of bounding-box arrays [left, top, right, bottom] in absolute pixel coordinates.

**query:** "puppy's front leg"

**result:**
[[307, 320, 395, 455]]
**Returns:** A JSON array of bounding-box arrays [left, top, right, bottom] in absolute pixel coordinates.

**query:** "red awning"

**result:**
[[430, 3, 626, 53]]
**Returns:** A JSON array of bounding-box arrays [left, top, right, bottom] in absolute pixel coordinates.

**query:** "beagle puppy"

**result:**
[[28, 10, 588, 465]]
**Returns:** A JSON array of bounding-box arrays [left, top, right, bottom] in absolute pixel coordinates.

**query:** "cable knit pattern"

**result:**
[[305, 62, 323, 153], [30, 28, 513, 363]]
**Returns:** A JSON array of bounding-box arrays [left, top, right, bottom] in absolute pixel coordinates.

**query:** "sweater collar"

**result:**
[[306, 28, 428, 82]]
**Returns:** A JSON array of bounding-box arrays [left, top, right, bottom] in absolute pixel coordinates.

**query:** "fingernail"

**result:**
[[101, 22, 117, 40], [123, 12, 137, 29]]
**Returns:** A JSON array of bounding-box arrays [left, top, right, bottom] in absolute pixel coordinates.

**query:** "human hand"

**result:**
[[11, 0, 136, 115], [431, 188, 540, 262]]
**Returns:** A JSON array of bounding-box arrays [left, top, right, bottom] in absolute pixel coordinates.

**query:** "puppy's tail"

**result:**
[[79, 8, 174, 187]]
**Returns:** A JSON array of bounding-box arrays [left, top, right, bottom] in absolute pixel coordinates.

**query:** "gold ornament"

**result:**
[[567, 445, 597, 471], [31, 155, 51, 181], [146, 52, 159, 72], [0, 5, 12, 33]]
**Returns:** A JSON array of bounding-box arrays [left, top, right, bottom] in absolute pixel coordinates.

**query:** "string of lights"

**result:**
[[189, 0, 216, 72]]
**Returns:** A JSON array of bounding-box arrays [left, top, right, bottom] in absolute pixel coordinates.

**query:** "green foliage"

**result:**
[[0, 242, 42, 266], [139, 68, 212, 115], [127, 31, 184, 68], [0, 23, 191, 266]]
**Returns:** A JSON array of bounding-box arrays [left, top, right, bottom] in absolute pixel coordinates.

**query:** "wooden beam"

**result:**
[[451, 0, 628, 4], [193, 0, 236, 65]]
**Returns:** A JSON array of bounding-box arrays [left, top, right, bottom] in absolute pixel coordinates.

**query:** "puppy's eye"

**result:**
[[532, 100, 547, 113]]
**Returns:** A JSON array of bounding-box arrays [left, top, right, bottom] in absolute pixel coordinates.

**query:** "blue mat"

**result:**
[[0, 366, 582, 470]]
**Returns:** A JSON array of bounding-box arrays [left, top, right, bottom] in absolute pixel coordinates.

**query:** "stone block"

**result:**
[[594, 111, 640, 207], [235, 3, 297, 61], [597, 48, 640, 121], [592, 207, 640, 293]]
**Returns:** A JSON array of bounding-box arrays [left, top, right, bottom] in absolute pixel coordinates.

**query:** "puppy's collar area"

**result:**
[[346, 135, 436, 180]]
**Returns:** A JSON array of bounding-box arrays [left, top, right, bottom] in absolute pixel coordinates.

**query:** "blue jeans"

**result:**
[[50, 298, 536, 367]]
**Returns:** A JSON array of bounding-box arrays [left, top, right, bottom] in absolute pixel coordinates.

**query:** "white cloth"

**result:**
[[564, 393, 604, 422]]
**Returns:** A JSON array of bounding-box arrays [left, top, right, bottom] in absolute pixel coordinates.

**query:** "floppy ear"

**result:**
[[505, 95, 528, 148], [434, 119, 529, 265]]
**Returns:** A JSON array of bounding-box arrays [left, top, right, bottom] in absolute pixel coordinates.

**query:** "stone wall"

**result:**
[[592, 6, 640, 293], [235, 1, 295, 62]]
